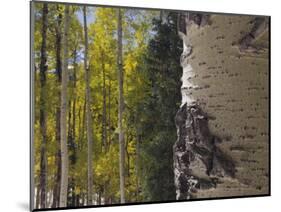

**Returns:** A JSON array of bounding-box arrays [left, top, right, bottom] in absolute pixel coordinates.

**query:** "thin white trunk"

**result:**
[[83, 6, 94, 205], [59, 5, 70, 207], [117, 8, 126, 204]]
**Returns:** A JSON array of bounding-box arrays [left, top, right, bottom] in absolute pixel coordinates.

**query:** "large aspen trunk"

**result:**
[[38, 3, 48, 208], [83, 6, 94, 205], [59, 5, 70, 207], [52, 6, 62, 208], [117, 8, 126, 204], [174, 13, 269, 199]]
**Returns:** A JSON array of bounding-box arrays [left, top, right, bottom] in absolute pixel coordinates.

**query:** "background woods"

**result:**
[[33, 2, 181, 209], [32, 2, 269, 210]]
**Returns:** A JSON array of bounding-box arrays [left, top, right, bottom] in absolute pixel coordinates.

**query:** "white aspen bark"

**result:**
[[59, 5, 70, 207], [83, 6, 94, 205], [117, 8, 126, 204], [35, 185, 40, 209], [174, 13, 269, 199]]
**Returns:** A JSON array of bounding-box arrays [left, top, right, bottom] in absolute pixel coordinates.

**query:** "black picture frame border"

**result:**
[[30, 1, 271, 211]]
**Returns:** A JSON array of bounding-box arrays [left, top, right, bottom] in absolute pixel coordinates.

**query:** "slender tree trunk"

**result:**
[[81, 194, 84, 206], [35, 184, 40, 209], [83, 6, 94, 205], [59, 5, 70, 207], [67, 100, 72, 206], [75, 194, 80, 206], [52, 6, 62, 208], [34, 64, 37, 83], [98, 190, 101, 205], [78, 105, 82, 149], [47, 190, 52, 207], [102, 56, 109, 202], [78, 100, 86, 151], [117, 8, 126, 204], [125, 134, 130, 178], [101, 51, 107, 151], [71, 69, 77, 207], [68, 48, 78, 207], [108, 79, 111, 147], [53, 107, 61, 208], [39, 3, 48, 208], [135, 134, 140, 201]]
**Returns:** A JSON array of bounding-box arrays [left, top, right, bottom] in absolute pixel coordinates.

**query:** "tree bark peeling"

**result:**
[[173, 103, 235, 200], [173, 13, 236, 200]]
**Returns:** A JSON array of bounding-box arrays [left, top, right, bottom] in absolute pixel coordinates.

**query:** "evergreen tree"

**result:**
[[136, 12, 182, 201]]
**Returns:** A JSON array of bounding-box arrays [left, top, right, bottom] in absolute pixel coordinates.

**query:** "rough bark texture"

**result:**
[[83, 6, 94, 205], [174, 103, 235, 199], [117, 8, 126, 204], [59, 5, 70, 207], [38, 3, 48, 208], [174, 13, 269, 199]]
